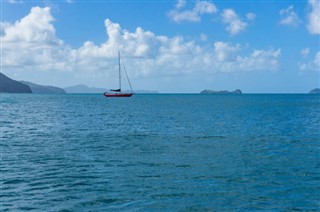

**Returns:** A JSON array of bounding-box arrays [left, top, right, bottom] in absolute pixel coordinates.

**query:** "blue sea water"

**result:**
[[1, 93, 320, 211]]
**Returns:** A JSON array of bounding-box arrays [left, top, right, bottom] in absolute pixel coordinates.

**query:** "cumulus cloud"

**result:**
[[168, 0, 217, 23], [237, 48, 281, 72], [5, 0, 23, 3], [214, 42, 241, 62], [176, 0, 186, 9], [2, 6, 281, 87], [2, 7, 60, 44], [279, 5, 301, 27], [1, 7, 69, 73], [200, 33, 208, 41], [221, 9, 249, 35], [301, 48, 310, 57], [246, 13, 256, 21], [299, 51, 320, 71], [307, 0, 320, 34], [212, 42, 280, 72]]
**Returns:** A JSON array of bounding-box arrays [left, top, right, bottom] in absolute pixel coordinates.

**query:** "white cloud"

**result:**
[[307, 0, 320, 34], [2, 7, 60, 44], [168, 0, 217, 23], [194, 1, 217, 14], [212, 42, 280, 72], [176, 0, 186, 9], [299, 51, 320, 71], [2, 6, 281, 87], [168, 10, 201, 23], [246, 13, 256, 21], [2, 7, 68, 73], [237, 48, 281, 72], [221, 9, 248, 35], [5, 0, 23, 3], [200, 33, 208, 41], [279, 5, 301, 27], [301, 48, 310, 57], [214, 41, 241, 62]]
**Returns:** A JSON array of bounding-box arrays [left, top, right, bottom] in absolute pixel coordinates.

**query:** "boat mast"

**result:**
[[118, 51, 121, 91]]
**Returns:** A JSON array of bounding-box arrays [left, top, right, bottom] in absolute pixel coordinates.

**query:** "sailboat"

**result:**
[[104, 51, 134, 97]]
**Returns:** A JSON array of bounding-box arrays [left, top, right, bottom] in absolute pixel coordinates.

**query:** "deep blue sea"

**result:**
[[1, 94, 320, 211]]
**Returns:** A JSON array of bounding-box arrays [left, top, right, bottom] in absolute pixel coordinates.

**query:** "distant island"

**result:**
[[0, 73, 32, 93], [20, 81, 66, 94], [2, 72, 317, 95], [201, 89, 242, 94], [64, 84, 159, 94], [129, 90, 159, 94], [64, 84, 106, 93], [309, 88, 320, 94]]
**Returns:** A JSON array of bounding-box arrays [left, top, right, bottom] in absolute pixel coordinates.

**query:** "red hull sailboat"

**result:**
[[104, 92, 133, 97], [104, 51, 134, 98]]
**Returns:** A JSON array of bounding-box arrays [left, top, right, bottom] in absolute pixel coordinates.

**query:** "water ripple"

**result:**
[[1, 94, 319, 211]]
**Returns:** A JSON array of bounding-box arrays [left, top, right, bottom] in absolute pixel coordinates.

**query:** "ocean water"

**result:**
[[1, 94, 320, 211]]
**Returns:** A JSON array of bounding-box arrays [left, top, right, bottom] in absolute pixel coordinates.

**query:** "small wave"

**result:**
[[79, 198, 120, 207], [3, 179, 26, 185], [183, 135, 227, 140]]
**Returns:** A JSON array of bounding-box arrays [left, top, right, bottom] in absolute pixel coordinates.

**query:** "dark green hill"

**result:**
[[20, 81, 66, 94], [0, 73, 32, 93]]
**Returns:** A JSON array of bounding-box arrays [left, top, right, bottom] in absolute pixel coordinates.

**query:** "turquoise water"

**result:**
[[1, 94, 320, 211]]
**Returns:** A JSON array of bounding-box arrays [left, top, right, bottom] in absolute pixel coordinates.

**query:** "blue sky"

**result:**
[[1, 0, 320, 93]]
